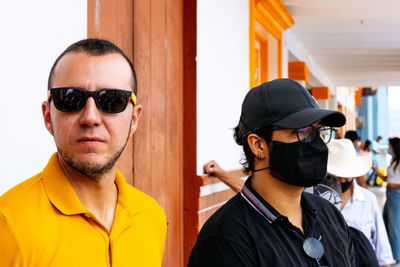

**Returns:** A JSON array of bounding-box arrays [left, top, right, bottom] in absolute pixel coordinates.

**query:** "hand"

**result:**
[[372, 166, 378, 172], [203, 160, 226, 178]]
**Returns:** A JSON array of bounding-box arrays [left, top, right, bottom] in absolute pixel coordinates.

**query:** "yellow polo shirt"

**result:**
[[0, 153, 167, 267]]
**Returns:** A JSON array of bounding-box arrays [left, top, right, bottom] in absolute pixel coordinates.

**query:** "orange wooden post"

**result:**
[[355, 87, 363, 106], [183, 0, 200, 264], [249, 0, 294, 88], [132, 0, 185, 266], [288, 61, 309, 83], [311, 87, 330, 100]]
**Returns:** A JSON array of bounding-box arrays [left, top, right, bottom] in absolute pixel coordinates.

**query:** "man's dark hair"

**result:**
[[344, 130, 359, 142], [48, 38, 137, 96], [234, 124, 273, 174]]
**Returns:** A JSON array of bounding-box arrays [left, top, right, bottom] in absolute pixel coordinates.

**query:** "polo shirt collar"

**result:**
[[114, 169, 140, 216], [241, 177, 317, 224], [241, 178, 278, 223], [351, 179, 365, 202], [42, 153, 87, 215], [42, 153, 139, 216]]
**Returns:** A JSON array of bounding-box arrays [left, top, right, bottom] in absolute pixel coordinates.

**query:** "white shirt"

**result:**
[[341, 180, 394, 266], [387, 162, 400, 184], [372, 141, 381, 161]]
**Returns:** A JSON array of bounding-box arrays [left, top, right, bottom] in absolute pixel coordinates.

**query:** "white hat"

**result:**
[[327, 139, 372, 178]]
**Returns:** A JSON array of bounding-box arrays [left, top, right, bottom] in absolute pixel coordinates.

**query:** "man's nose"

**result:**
[[79, 97, 102, 127]]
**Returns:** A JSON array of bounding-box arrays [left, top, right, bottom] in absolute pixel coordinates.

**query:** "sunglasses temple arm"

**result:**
[[131, 93, 137, 105], [47, 90, 52, 101]]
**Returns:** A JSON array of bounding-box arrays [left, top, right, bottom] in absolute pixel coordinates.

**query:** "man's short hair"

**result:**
[[234, 124, 273, 174], [344, 130, 360, 142], [48, 39, 137, 96]]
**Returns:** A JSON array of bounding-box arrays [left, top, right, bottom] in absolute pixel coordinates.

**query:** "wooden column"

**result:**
[[183, 0, 199, 264], [88, 0, 189, 266], [133, 1, 184, 266]]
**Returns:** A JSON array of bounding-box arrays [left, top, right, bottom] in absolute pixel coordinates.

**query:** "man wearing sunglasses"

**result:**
[[189, 79, 356, 266], [0, 39, 166, 266]]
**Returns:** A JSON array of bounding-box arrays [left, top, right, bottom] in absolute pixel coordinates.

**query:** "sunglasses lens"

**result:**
[[297, 126, 315, 143], [303, 237, 324, 260], [97, 90, 129, 113], [319, 127, 332, 143], [52, 88, 86, 112]]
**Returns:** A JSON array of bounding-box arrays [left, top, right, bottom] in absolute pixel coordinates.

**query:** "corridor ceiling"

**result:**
[[283, 0, 400, 87]]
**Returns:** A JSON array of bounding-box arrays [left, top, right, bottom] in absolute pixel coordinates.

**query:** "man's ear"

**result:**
[[247, 133, 268, 160], [42, 101, 54, 135], [129, 104, 142, 137]]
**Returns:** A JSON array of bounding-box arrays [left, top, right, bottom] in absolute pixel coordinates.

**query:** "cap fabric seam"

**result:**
[[263, 84, 274, 123]]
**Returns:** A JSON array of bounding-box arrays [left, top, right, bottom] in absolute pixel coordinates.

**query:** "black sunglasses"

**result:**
[[48, 87, 136, 114]]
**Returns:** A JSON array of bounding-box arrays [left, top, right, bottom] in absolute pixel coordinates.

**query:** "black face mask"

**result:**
[[269, 136, 328, 187], [340, 180, 353, 193]]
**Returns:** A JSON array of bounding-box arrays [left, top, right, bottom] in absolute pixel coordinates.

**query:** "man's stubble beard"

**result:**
[[56, 119, 133, 182]]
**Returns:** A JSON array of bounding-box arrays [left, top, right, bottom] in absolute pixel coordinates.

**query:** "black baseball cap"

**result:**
[[239, 79, 346, 132]]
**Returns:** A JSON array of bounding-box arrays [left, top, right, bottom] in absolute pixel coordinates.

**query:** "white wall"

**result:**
[[284, 30, 335, 90], [0, 1, 87, 194], [197, 0, 249, 175], [267, 32, 279, 81], [336, 86, 356, 111]]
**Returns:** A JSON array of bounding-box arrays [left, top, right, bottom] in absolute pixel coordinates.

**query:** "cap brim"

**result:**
[[328, 156, 372, 178], [272, 108, 346, 129]]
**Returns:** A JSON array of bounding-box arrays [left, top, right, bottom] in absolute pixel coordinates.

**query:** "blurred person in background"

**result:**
[[369, 136, 385, 186], [344, 130, 367, 188], [327, 139, 394, 267], [360, 140, 373, 157], [344, 130, 361, 152], [374, 137, 400, 263]]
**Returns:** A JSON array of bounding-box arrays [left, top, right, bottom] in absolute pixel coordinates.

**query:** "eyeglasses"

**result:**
[[290, 125, 332, 144], [48, 87, 136, 114], [303, 236, 326, 266], [272, 125, 332, 144]]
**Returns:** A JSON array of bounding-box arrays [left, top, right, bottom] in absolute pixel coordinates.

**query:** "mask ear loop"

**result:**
[[253, 153, 270, 173], [253, 166, 270, 173], [253, 128, 275, 173]]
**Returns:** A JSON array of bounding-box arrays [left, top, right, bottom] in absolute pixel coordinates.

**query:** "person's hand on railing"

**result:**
[[203, 160, 244, 193], [203, 160, 226, 179]]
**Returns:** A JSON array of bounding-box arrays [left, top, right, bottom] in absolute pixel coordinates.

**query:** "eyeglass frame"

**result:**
[[272, 125, 333, 144]]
